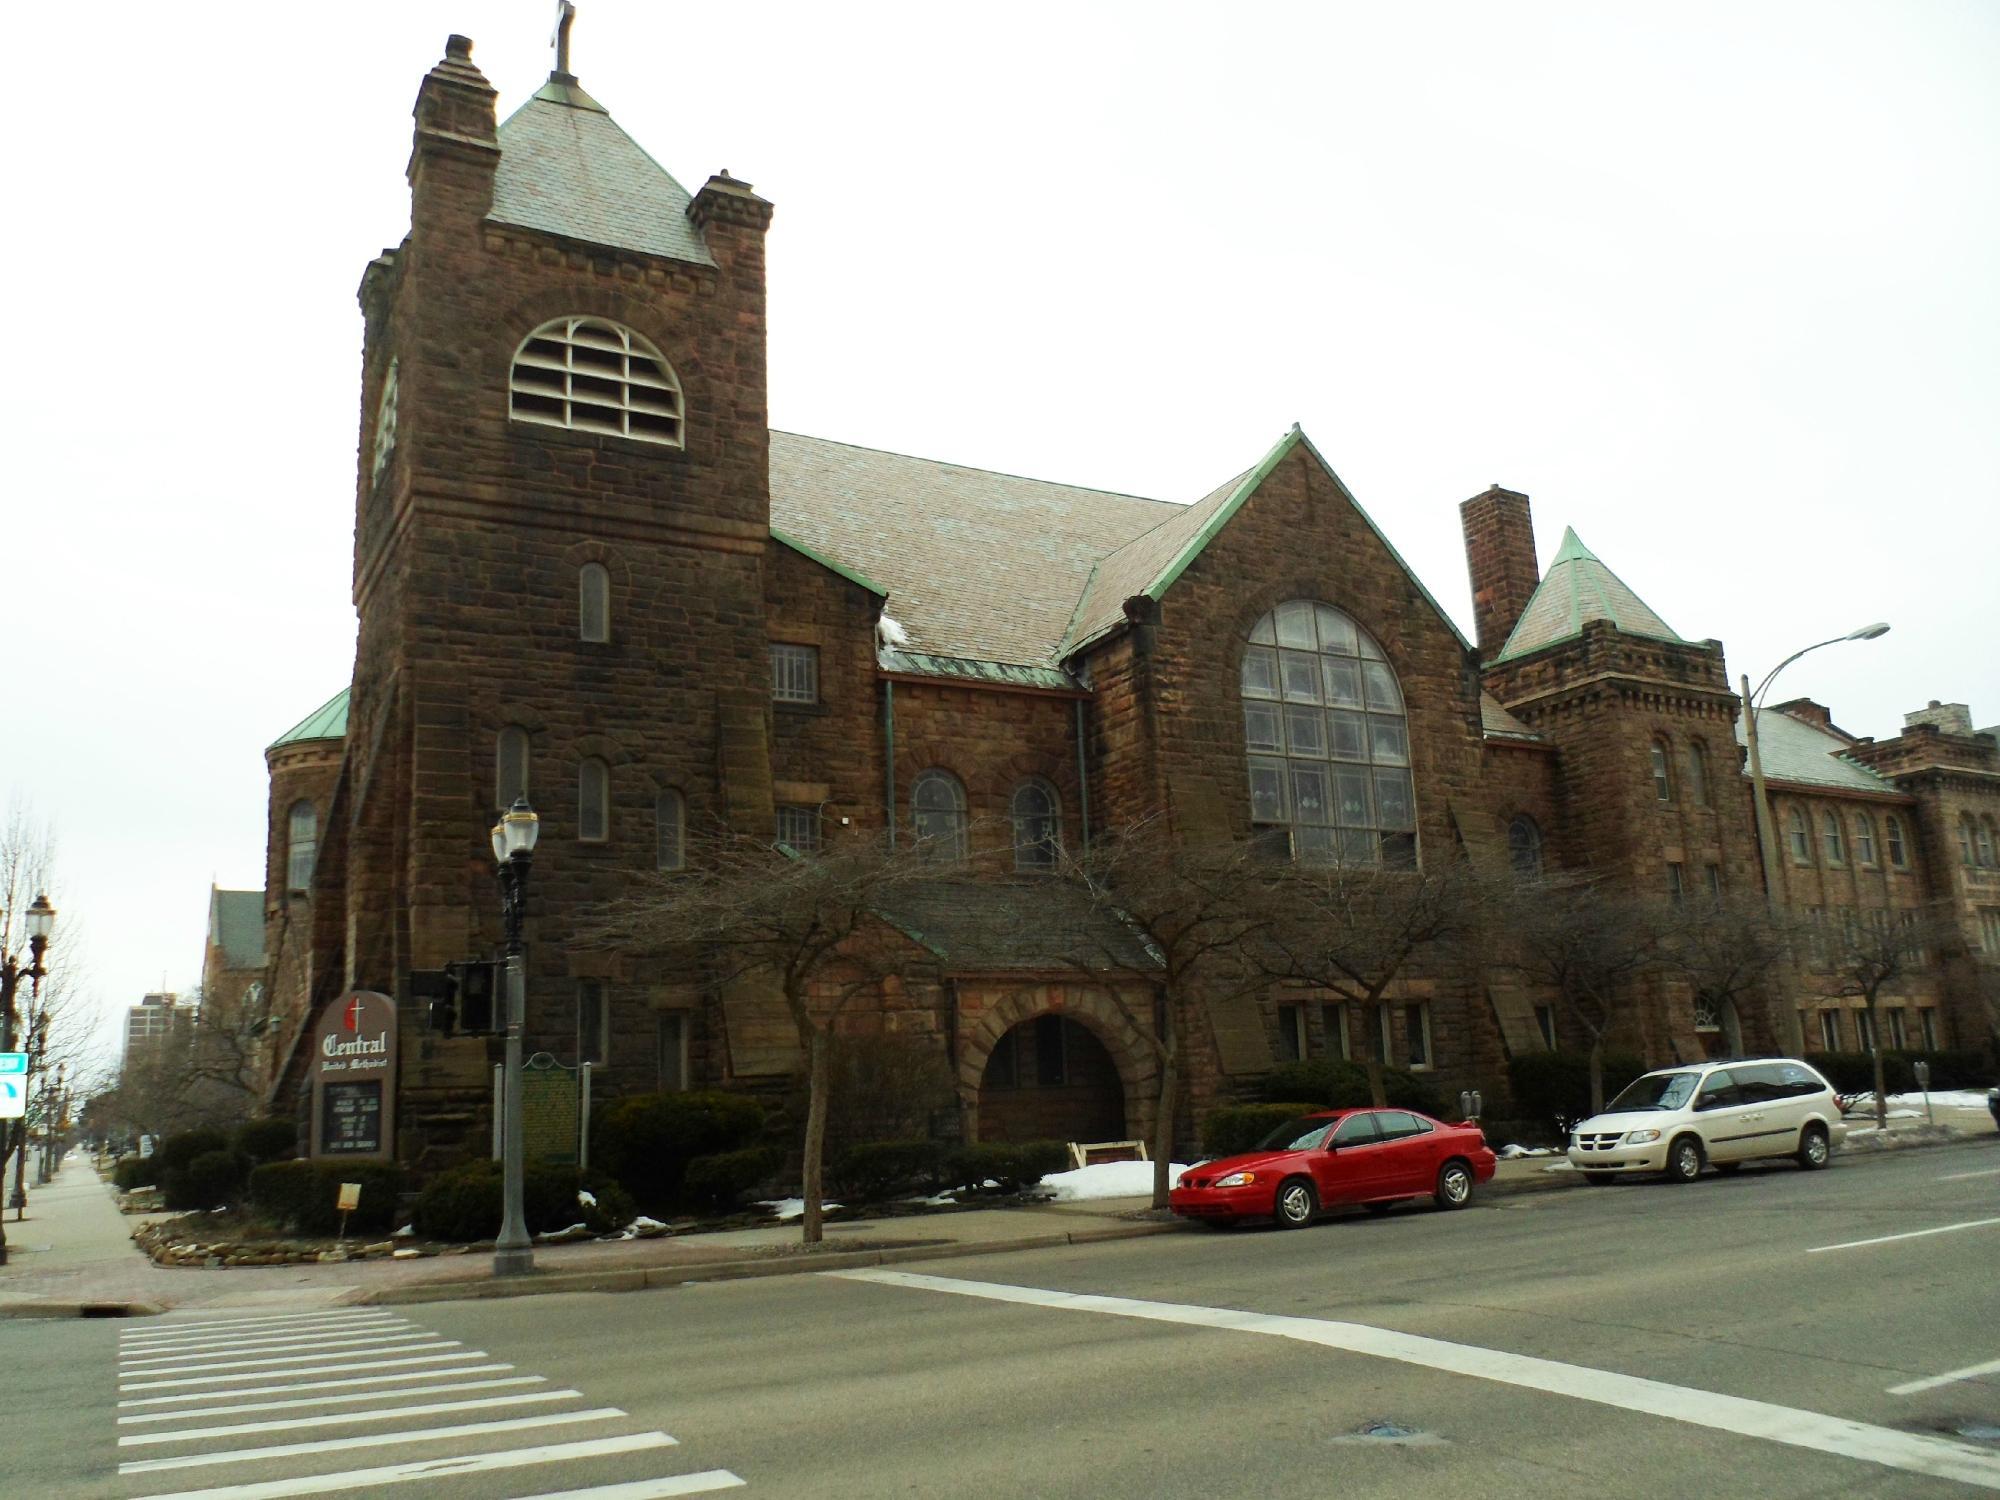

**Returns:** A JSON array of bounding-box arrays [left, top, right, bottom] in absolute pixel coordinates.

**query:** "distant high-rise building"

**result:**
[[122, 993, 190, 1070]]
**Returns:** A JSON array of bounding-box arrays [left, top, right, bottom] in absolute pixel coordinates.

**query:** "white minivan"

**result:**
[[1566, 1058, 1846, 1183]]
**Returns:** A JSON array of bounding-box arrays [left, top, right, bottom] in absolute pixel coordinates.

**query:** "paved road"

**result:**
[[6, 1140, 1999, 1499]]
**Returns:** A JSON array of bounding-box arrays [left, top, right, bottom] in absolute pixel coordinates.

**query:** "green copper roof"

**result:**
[[1493, 527, 1684, 662], [269, 689, 349, 750], [489, 80, 716, 268], [1736, 709, 1901, 796]]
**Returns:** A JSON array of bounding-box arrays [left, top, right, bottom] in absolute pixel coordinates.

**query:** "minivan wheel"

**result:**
[[1274, 1178, 1317, 1228], [1797, 1123, 1830, 1170], [1435, 1159, 1475, 1210], [1665, 1136, 1705, 1183]]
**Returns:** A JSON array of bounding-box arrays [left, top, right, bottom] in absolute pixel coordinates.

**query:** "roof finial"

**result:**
[[551, 0, 577, 80]]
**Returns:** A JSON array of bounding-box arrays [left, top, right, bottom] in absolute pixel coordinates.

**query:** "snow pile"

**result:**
[[877, 613, 912, 649], [1038, 1160, 1186, 1201], [1883, 1090, 1995, 1110], [1496, 1144, 1556, 1159], [760, 1198, 842, 1221]]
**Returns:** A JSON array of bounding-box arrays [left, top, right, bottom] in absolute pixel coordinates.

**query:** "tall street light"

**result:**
[[0, 893, 56, 1265], [491, 797, 539, 1277], [1741, 623, 1890, 1053]]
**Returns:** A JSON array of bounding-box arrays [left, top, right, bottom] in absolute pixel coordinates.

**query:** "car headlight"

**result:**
[[1213, 1171, 1258, 1188], [1623, 1129, 1661, 1144]]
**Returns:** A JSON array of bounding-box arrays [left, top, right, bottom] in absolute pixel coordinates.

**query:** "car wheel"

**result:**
[[1273, 1177, 1317, 1229], [1363, 1200, 1396, 1216], [1434, 1159, 1475, 1210], [1797, 1123, 1830, 1170], [1582, 1171, 1615, 1186], [1664, 1135, 1704, 1183]]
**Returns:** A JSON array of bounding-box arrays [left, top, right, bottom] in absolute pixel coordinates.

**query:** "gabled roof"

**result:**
[[490, 79, 716, 268], [269, 689, 348, 750], [1494, 527, 1683, 662], [1736, 708, 1902, 796], [1479, 693, 1542, 742], [207, 888, 266, 970]]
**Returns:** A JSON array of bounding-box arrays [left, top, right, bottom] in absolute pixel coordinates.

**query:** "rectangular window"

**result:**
[[1403, 1002, 1431, 1069], [1666, 862, 1685, 904], [1034, 1014, 1068, 1086], [769, 643, 820, 704], [578, 979, 609, 1065], [1855, 1009, 1876, 1052], [1319, 1002, 1349, 1060], [1886, 1008, 1907, 1051], [1919, 1009, 1939, 1051], [1276, 1003, 1304, 1063], [1705, 864, 1722, 901], [1981, 909, 2000, 955], [1534, 1004, 1557, 1051], [1818, 1010, 1841, 1051], [775, 804, 821, 852], [656, 1012, 688, 1092]]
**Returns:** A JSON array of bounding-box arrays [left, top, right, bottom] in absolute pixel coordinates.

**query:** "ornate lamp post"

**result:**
[[490, 798, 539, 1277], [0, 893, 56, 1263], [1741, 624, 1889, 1053]]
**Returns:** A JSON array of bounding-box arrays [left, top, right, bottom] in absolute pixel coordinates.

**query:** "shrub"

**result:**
[[828, 1141, 945, 1202], [112, 1154, 157, 1191], [248, 1160, 404, 1235], [410, 1161, 635, 1242], [942, 1140, 1069, 1192], [1507, 1051, 1646, 1133], [817, 1032, 958, 1159], [684, 1147, 785, 1211], [156, 1128, 230, 1177], [1807, 1050, 1912, 1097], [1199, 1102, 1324, 1159], [1253, 1060, 1445, 1116], [232, 1118, 299, 1165], [163, 1149, 249, 1212], [591, 1091, 766, 1212]]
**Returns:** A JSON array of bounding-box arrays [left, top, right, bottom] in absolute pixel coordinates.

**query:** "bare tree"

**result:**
[[1820, 906, 1928, 1131], [1260, 856, 1493, 1108], [1055, 818, 1274, 1209], [580, 826, 939, 1245], [1660, 892, 1798, 1057], [1496, 875, 1674, 1115]]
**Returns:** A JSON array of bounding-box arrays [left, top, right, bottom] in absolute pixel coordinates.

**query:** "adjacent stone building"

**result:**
[[255, 33, 1999, 1161]]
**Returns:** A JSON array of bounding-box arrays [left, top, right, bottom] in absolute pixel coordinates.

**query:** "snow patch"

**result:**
[[1496, 1144, 1556, 1159], [760, 1198, 842, 1221], [1039, 1160, 1186, 1201], [877, 613, 912, 648]]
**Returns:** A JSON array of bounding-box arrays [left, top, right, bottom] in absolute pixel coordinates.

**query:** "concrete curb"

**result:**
[[0, 1300, 163, 1319]]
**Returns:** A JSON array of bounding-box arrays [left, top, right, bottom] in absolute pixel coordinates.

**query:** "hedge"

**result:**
[[683, 1147, 785, 1211], [410, 1161, 636, 1243], [112, 1154, 157, 1191], [591, 1091, 766, 1212], [248, 1160, 405, 1236], [1506, 1051, 1646, 1133], [1805, 1049, 1994, 1096], [1199, 1102, 1325, 1159], [828, 1141, 945, 1202], [1252, 1060, 1444, 1116], [232, 1118, 300, 1165], [941, 1140, 1069, 1192]]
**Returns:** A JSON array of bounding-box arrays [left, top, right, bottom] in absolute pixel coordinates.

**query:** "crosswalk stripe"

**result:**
[[119, 1310, 384, 1337], [119, 1389, 583, 1445], [121, 1312, 405, 1340], [119, 1340, 458, 1379], [121, 1332, 439, 1368], [118, 1320, 409, 1355], [118, 1407, 634, 1475], [119, 1363, 516, 1407], [500, 1474, 748, 1499], [122, 1351, 484, 1392], [120, 1375, 546, 1423], [122, 1431, 681, 1500]]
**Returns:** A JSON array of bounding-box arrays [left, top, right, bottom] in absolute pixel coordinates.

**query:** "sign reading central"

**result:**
[[309, 990, 397, 1160]]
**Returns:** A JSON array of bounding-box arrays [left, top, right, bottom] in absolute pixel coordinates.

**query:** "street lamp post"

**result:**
[[491, 797, 540, 1278], [1741, 624, 1889, 1054], [0, 893, 56, 1264]]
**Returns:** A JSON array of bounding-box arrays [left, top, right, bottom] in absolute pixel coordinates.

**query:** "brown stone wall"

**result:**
[[766, 544, 887, 835], [888, 680, 1086, 860]]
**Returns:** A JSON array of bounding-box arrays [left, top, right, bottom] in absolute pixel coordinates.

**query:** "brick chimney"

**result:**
[[1460, 485, 1538, 662], [1904, 700, 1975, 736]]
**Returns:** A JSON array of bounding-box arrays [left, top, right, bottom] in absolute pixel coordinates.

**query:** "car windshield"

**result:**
[[1606, 1072, 1699, 1112], [1255, 1117, 1334, 1151]]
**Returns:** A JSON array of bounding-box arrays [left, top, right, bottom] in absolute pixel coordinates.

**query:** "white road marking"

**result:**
[[118, 1339, 457, 1378], [830, 1268, 2000, 1493], [120, 1312, 405, 1339], [1806, 1216, 2000, 1254], [118, 1407, 632, 1475], [119, 1363, 515, 1407], [122, 1350, 483, 1392], [119, 1389, 583, 1445], [1936, 1167, 2000, 1182], [1889, 1358, 2000, 1396], [120, 1332, 439, 1367], [504, 1476, 748, 1499], [120, 1309, 386, 1335], [118, 1320, 409, 1354], [119, 1375, 546, 1423], [122, 1432, 684, 1500]]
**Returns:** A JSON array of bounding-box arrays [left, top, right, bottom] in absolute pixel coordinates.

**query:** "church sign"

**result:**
[[310, 991, 398, 1160]]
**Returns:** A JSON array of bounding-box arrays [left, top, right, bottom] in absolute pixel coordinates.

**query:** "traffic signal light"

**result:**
[[450, 960, 501, 1035]]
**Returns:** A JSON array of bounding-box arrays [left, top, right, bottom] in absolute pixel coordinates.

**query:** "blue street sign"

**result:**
[[0, 1052, 26, 1075], [0, 1077, 23, 1120]]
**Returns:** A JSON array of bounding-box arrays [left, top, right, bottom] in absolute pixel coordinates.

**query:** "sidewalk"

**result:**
[[3, 1108, 1992, 1319]]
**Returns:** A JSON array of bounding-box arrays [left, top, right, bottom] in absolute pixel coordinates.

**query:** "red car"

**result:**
[[1171, 1108, 1497, 1228]]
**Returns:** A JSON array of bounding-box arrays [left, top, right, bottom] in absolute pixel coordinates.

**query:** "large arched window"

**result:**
[[1240, 600, 1413, 866], [1011, 781, 1061, 871], [1508, 816, 1544, 877], [509, 317, 684, 447], [579, 563, 610, 643], [656, 789, 684, 871], [912, 770, 968, 859], [578, 758, 610, 842], [496, 726, 530, 811], [286, 801, 318, 892]]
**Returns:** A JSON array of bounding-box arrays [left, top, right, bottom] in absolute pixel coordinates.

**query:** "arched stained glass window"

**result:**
[[1011, 781, 1061, 871], [1508, 816, 1543, 877], [912, 770, 968, 860], [579, 563, 610, 643], [1240, 601, 1413, 867]]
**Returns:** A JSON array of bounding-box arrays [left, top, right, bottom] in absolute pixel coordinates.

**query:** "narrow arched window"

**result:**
[[1508, 816, 1544, 877], [1886, 814, 1908, 867], [1650, 741, 1673, 803], [510, 317, 684, 447], [579, 563, 610, 643], [496, 726, 530, 811], [286, 801, 318, 892], [1854, 813, 1877, 866], [579, 758, 609, 843], [1980, 818, 2000, 869], [1686, 741, 1709, 807], [1011, 781, 1061, 871], [1240, 600, 1414, 867], [1958, 815, 1977, 867], [1787, 806, 1811, 863], [912, 770, 968, 860], [656, 789, 684, 871], [370, 358, 398, 486], [1821, 811, 1845, 865]]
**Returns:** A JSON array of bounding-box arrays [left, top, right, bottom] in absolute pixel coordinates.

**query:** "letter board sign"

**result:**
[[309, 990, 398, 1161]]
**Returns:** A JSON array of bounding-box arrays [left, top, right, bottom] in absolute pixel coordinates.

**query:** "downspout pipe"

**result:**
[[1074, 696, 1092, 852], [884, 678, 897, 848]]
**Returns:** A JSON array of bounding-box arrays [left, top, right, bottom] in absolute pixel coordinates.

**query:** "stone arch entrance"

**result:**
[[1695, 995, 1744, 1058], [957, 985, 1157, 1146]]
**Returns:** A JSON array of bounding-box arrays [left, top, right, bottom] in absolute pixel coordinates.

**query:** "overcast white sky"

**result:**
[[7, 1, 1996, 1064]]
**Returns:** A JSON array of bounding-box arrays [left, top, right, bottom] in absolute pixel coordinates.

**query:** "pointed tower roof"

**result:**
[[489, 72, 716, 268], [1493, 527, 1683, 662], [268, 689, 349, 751]]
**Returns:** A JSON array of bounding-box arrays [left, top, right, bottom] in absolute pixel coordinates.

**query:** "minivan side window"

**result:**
[[1726, 1064, 1782, 1105], [1693, 1076, 1742, 1111], [1774, 1062, 1819, 1097]]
